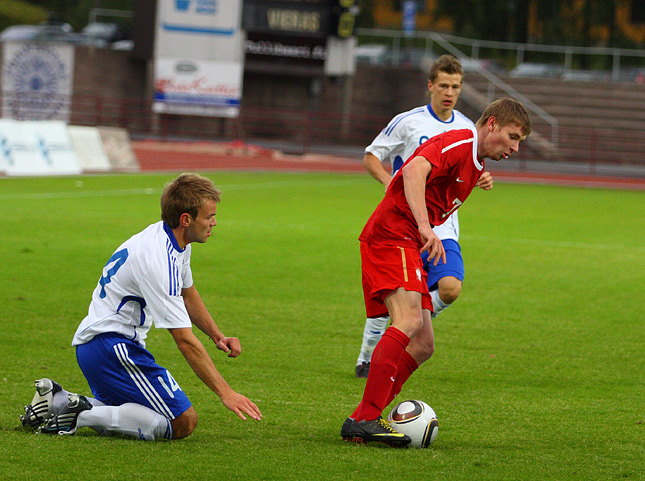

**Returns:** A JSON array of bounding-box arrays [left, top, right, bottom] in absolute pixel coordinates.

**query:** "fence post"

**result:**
[[612, 51, 620, 82], [564, 49, 572, 74]]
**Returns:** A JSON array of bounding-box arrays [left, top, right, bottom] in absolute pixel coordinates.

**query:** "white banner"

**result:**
[[153, 57, 242, 117], [153, 0, 244, 118], [0, 120, 81, 176], [1, 43, 75, 121], [155, 0, 244, 62], [68, 125, 112, 172]]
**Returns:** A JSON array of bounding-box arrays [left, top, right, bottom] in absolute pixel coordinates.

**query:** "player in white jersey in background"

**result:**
[[355, 55, 494, 377], [21, 173, 262, 440]]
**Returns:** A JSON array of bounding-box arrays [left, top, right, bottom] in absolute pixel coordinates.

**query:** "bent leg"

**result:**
[[385, 309, 434, 406], [437, 276, 462, 306], [406, 309, 435, 365], [351, 289, 424, 421], [77, 402, 174, 440], [170, 405, 198, 439]]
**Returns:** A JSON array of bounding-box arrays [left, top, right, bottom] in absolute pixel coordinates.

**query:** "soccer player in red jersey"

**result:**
[[341, 97, 532, 447]]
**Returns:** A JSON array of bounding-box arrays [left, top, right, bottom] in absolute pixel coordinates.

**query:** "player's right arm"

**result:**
[[364, 113, 410, 190], [402, 156, 446, 266], [363, 152, 392, 189]]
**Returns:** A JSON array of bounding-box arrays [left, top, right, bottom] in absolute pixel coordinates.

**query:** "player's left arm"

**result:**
[[476, 171, 493, 190], [181, 285, 241, 358]]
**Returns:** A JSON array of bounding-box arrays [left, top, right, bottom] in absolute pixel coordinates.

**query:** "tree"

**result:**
[[25, 0, 133, 29]]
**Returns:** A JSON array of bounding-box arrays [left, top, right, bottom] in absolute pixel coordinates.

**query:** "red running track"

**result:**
[[132, 140, 645, 191]]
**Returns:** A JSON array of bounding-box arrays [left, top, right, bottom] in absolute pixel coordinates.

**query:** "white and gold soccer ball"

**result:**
[[387, 400, 438, 448]]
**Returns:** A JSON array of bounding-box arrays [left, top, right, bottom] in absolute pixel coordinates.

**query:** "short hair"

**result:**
[[428, 54, 464, 83], [160, 173, 222, 228], [476, 97, 532, 136]]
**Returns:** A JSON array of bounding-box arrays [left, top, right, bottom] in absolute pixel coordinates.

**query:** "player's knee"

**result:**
[[399, 314, 424, 338], [171, 407, 198, 439], [439, 280, 462, 305], [410, 337, 435, 364], [418, 338, 435, 362]]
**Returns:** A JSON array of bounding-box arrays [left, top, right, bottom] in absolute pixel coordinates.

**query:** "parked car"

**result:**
[[460, 58, 506, 75], [509, 62, 564, 78], [0, 25, 42, 42], [81, 22, 129, 47], [0, 22, 81, 44]]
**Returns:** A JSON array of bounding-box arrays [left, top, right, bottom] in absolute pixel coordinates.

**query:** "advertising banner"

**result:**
[[0, 120, 81, 176], [155, 0, 243, 61], [1, 43, 75, 121], [244, 32, 327, 75], [153, 57, 242, 117], [154, 0, 244, 117], [68, 125, 112, 172]]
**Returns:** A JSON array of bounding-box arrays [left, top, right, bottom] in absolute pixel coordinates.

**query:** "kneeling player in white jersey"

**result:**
[[21, 173, 262, 440], [355, 55, 494, 377]]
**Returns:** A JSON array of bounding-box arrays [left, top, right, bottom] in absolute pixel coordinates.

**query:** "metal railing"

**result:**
[[355, 28, 561, 146], [355, 28, 645, 79]]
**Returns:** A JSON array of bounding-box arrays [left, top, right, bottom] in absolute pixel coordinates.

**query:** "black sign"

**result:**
[[243, 0, 334, 38], [244, 32, 327, 76]]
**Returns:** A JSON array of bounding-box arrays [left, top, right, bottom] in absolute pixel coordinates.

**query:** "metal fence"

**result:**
[[355, 28, 645, 80]]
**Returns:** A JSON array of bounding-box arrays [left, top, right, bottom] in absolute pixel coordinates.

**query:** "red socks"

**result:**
[[352, 327, 411, 422], [385, 350, 419, 406]]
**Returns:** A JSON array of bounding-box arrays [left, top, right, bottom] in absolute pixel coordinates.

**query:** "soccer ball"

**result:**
[[387, 400, 438, 448]]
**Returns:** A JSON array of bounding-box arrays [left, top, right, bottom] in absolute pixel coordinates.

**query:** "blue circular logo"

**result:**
[[4, 44, 69, 120]]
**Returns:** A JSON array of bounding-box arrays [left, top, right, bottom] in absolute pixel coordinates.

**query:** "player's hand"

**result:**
[[477, 171, 493, 190], [419, 227, 446, 267], [221, 390, 262, 421], [215, 336, 241, 358]]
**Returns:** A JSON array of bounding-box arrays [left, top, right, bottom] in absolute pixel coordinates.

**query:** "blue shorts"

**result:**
[[76, 333, 192, 420], [420, 239, 464, 291]]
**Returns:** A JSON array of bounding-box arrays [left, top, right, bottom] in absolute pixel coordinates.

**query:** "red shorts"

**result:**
[[360, 242, 432, 318]]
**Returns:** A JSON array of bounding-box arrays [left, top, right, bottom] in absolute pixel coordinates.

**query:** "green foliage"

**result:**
[[0, 172, 643, 480], [20, 0, 133, 30], [0, 0, 48, 32]]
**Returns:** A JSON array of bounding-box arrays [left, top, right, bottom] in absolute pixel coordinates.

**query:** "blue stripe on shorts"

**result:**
[[421, 238, 465, 290], [76, 333, 192, 420]]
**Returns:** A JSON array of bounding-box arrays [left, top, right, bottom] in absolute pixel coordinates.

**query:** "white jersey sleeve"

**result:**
[[366, 106, 426, 165], [72, 221, 194, 348], [365, 105, 475, 242]]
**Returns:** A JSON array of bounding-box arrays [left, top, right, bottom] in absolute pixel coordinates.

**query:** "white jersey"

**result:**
[[73, 221, 194, 348], [366, 105, 475, 241]]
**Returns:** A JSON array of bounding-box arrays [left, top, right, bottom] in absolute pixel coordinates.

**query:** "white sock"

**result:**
[[77, 403, 172, 441], [357, 316, 389, 364], [52, 389, 104, 415], [52, 389, 70, 415], [430, 289, 449, 318]]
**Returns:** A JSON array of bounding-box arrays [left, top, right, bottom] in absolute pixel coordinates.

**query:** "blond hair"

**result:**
[[476, 97, 532, 136]]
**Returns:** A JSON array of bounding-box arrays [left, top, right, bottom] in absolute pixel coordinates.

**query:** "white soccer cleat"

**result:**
[[20, 378, 63, 428], [38, 393, 92, 436]]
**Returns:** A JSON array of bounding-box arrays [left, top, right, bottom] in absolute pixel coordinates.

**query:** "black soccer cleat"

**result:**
[[20, 378, 63, 428], [355, 362, 370, 378], [341, 416, 411, 447], [38, 393, 92, 436]]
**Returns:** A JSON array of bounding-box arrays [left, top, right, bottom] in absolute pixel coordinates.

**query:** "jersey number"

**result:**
[[441, 198, 463, 219], [158, 370, 182, 399], [99, 248, 128, 298]]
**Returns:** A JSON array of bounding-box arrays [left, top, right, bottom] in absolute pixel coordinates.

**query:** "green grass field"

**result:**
[[0, 172, 642, 481]]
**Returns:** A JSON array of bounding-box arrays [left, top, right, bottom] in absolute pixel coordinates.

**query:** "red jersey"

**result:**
[[360, 128, 484, 249]]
